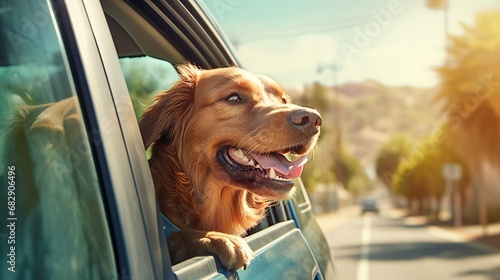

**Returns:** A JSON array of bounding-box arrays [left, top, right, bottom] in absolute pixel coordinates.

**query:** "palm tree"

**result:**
[[435, 11, 500, 229], [435, 11, 500, 167]]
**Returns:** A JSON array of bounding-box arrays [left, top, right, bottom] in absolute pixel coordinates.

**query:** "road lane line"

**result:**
[[356, 215, 372, 280]]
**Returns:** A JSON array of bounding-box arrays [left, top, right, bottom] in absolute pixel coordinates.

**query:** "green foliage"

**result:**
[[301, 156, 335, 192], [120, 57, 179, 121], [301, 139, 368, 195], [337, 146, 368, 193], [375, 133, 413, 189], [391, 128, 470, 203]]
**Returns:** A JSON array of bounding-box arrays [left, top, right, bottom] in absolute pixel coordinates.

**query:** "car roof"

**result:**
[[102, 0, 239, 68]]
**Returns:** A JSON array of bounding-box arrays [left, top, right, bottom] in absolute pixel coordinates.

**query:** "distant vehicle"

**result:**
[[361, 199, 380, 214]]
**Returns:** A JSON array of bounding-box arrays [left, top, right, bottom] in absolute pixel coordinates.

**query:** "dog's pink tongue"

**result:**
[[253, 153, 308, 179]]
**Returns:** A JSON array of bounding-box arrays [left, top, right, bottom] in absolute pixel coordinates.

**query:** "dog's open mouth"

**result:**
[[217, 146, 308, 193]]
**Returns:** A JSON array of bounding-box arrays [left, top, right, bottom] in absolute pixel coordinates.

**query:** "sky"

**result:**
[[202, 0, 500, 88]]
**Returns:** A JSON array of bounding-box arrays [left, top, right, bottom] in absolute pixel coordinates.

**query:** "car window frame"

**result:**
[[104, 0, 311, 275]]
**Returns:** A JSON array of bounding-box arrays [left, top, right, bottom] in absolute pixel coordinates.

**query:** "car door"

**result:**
[[0, 0, 333, 279]]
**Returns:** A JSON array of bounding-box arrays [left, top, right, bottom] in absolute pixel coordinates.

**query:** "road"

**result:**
[[315, 205, 500, 280]]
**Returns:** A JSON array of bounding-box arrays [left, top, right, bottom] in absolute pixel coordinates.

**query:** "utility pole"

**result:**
[[318, 64, 343, 187], [442, 163, 462, 227], [425, 0, 449, 62]]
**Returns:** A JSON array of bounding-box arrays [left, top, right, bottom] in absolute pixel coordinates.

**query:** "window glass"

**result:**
[[0, 0, 116, 279]]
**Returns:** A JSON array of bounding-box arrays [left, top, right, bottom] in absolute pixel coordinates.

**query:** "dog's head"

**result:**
[[140, 64, 321, 200]]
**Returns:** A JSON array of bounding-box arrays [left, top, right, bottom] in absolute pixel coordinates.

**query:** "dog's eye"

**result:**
[[282, 97, 287, 104], [226, 93, 243, 103]]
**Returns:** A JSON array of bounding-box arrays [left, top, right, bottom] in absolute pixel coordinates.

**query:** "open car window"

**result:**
[[118, 55, 294, 233]]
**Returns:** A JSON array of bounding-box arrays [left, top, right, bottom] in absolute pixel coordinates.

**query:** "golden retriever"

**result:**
[[140, 64, 321, 270]]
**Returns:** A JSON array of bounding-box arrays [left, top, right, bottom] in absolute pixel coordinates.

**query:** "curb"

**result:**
[[427, 226, 500, 253]]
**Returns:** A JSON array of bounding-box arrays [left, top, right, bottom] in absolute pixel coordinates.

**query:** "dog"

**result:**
[[139, 63, 322, 270]]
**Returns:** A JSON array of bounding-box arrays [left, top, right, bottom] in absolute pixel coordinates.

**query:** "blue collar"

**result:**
[[160, 212, 180, 238]]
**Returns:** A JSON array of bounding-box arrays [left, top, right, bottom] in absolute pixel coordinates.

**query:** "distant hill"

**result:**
[[288, 80, 442, 167]]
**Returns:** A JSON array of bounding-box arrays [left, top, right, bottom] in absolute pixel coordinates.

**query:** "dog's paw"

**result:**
[[204, 232, 253, 270], [168, 230, 253, 270]]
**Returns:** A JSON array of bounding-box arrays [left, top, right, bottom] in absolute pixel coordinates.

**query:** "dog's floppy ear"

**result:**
[[139, 63, 200, 149]]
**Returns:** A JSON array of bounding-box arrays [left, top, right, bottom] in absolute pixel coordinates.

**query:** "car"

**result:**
[[361, 198, 380, 215], [0, 0, 335, 279]]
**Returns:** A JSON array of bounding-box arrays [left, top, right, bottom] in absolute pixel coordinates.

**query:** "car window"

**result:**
[[0, 0, 116, 279], [119, 56, 292, 233]]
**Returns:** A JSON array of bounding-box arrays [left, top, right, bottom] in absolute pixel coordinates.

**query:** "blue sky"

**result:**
[[202, 0, 500, 88]]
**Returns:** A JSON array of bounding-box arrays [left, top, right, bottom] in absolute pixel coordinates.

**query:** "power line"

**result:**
[[232, 15, 375, 44], [230, 2, 426, 45]]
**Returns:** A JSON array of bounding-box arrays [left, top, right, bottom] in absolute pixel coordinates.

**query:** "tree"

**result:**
[[434, 11, 500, 226], [120, 57, 179, 121], [392, 158, 429, 214], [392, 128, 470, 216], [336, 146, 369, 196], [375, 133, 413, 189], [297, 82, 335, 191], [435, 11, 500, 168]]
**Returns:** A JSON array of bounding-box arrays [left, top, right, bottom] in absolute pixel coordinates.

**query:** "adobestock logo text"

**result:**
[[340, 0, 403, 62]]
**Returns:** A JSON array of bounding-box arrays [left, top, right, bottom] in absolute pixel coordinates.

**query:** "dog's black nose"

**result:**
[[289, 109, 322, 133]]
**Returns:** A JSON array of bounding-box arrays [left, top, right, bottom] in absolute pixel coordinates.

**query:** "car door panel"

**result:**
[[241, 221, 322, 279]]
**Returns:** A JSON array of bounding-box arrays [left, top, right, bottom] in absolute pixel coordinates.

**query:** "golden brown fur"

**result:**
[[140, 64, 321, 269]]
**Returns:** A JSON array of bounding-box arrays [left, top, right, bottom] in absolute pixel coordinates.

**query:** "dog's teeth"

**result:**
[[275, 176, 290, 182], [269, 168, 276, 179], [243, 156, 257, 167], [233, 149, 261, 168], [235, 149, 244, 159], [267, 168, 291, 181]]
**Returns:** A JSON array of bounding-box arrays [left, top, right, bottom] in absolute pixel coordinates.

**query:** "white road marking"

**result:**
[[356, 215, 372, 280]]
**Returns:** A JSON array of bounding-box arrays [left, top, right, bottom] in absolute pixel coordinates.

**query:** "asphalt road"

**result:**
[[315, 206, 500, 280]]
